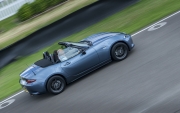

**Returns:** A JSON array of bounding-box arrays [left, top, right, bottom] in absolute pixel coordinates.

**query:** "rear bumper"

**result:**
[[20, 81, 47, 95], [24, 85, 46, 95]]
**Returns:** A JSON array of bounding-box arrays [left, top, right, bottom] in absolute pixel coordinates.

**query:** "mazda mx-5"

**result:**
[[19, 32, 135, 95]]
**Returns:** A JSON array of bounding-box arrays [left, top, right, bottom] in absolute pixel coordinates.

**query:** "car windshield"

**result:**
[[57, 47, 80, 62]]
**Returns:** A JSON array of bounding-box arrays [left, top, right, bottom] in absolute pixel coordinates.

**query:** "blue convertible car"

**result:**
[[19, 32, 134, 95]]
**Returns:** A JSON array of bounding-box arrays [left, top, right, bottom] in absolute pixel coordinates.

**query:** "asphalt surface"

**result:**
[[1, 9, 180, 113], [0, 0, 138, 69]]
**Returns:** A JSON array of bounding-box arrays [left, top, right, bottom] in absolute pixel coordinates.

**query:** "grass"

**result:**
[[0, 0, 180, 101], [0, 0, 97, 49], [0, 15, 17, 32]]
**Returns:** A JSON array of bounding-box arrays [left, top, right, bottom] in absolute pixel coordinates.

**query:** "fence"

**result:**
[[0, 0, 34, 21]]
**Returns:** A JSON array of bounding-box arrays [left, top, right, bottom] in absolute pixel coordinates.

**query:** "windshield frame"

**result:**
[[57, 46, 81, 62], [58, 41, 91, 49]]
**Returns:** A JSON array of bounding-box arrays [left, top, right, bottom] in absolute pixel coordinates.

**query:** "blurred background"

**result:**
[[0, 1, 180, 112]]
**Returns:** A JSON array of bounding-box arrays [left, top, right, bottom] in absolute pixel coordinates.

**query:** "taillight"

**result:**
[[26, 79, 36, 84]]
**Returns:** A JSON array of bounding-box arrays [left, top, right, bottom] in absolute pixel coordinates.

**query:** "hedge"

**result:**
[[17, 0, 67, 21], [17, 3, 34, 21]]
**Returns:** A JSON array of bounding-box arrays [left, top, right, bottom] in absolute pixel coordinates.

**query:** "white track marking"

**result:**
[[0, 10, 180, 106], [148, 22, 167, 31], [0, 99, 15, 109], [0, 91, 24, 104], [132, 10, 180, 36]]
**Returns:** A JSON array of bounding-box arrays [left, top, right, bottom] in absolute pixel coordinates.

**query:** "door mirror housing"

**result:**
[[81, 49, 86, 55]]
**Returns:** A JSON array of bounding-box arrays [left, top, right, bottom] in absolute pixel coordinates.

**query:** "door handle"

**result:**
[[64, 62, 71, 66], [102, 46, 107, 49]]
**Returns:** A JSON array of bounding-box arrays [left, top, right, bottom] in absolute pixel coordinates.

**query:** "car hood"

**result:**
[[20, 64, 43, 78], [84, 32, 119, 44]]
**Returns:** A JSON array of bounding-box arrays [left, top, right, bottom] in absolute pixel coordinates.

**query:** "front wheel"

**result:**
[[111, 42, 129, 61], [47, 76, 66, 95]]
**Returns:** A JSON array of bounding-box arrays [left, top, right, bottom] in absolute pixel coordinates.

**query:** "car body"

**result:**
[[19, 32, 134, 95]]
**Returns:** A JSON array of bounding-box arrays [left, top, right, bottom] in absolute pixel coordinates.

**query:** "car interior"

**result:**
[[43, 51, 60, 64]]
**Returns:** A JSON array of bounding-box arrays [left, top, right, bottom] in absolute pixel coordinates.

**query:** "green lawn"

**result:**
[[0, 0, 180, 101], [0, 15, 17, 32]]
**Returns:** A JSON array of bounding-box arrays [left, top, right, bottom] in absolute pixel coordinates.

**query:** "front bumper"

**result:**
[[131, 43, 135, 49], [125, 35, 135, 51]]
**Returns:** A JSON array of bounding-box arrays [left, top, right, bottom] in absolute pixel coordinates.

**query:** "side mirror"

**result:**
[[81, 50, 86, 55]]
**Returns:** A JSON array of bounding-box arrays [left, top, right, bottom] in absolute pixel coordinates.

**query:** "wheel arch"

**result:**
[[110, 41, 130, 52], [109, 41, 130, 60]]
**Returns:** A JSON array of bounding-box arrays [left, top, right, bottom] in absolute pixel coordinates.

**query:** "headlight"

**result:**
[[124, 34, 130, 38]]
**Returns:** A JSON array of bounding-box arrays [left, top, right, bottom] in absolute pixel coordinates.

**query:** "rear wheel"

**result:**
[[111, 42, 129, 61], [47, 76, 66, 95]]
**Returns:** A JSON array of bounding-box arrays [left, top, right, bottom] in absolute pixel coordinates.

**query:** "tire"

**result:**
[[111, 42, 129, 61], [47, 76, 66, 95]]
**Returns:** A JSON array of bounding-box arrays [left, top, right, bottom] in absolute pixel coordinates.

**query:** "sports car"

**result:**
[[19, 32, 134, 95]]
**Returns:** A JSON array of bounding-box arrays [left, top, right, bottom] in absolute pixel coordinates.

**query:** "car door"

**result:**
[[61, 47, 100, 77], [93, 40, 111, 62]]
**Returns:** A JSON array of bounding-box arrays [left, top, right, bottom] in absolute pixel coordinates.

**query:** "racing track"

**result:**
[[1, 10, 180, 113]]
